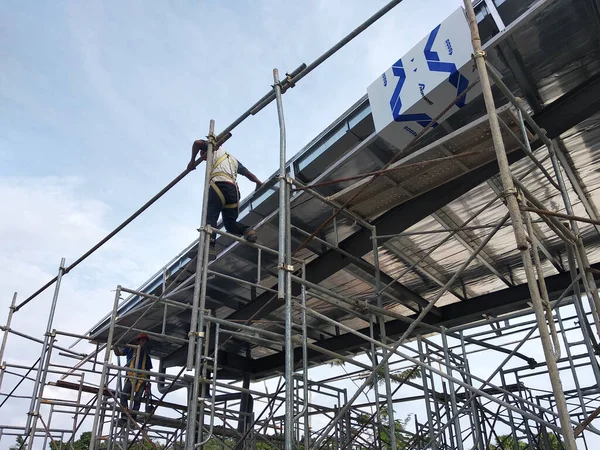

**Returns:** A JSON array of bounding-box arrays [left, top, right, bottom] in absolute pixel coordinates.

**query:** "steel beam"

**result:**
[[432, 210, 515, 287], [250, 261, 600, 378], [383, 240, 473, 300]]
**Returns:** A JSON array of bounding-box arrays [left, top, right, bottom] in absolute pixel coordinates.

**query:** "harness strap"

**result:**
[[210, 153, 236, 183], [210, 181, 239, 209], [134, 354, 147, 393], [127, 349, 149, 389]]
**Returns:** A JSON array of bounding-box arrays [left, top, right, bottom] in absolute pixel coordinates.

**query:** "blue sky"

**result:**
[[0, 0, 464, 315], [0, 0, 474, 445]]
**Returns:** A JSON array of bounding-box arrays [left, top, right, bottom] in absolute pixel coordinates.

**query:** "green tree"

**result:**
[[9, 436, 26, 450], [489, 434, 527, 450], [489, 433, 563, 450], [49, 431, 163, 450]]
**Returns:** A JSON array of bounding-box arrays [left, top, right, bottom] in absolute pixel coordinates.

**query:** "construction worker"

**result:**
[[188, 139, 263, 260], [114, 333, 153, 425]]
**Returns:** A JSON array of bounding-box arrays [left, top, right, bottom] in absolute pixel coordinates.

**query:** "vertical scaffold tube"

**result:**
[[273, 68, 293, 450], [26, 258, 65, 450], [89, 286, 121, 450], [372, 226, 397, 450], [0, 293, 17, 392], [187, 120, 216, 370], [461, 2, 577, 448]]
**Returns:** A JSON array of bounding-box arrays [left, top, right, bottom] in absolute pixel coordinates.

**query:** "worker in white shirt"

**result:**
[[188, 139, 262, 260]]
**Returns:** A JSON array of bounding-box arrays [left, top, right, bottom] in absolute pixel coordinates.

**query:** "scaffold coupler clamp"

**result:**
[[285, 72, 297, 90], [502, 187, 519, 205], [272, 79, 286, 95], [196, 225, 214, 236], [473, 50, 486, 60], [189, 331, 205, 339], [45, 330, 57, 338], [354, 300, 368, 314], [277, 263, 295, 272], [207, 131, 218, 148]]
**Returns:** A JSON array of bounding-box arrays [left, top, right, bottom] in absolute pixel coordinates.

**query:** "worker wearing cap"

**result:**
[[188, 140, 263, 260], [114, 333, 153, 423]]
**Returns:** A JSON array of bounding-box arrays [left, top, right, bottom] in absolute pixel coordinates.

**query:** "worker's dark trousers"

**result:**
[[207, 181, 249, 247], [120, 378, 148, 419]]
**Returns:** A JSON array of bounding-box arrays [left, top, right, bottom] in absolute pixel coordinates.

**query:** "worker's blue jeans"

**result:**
[[120, 378, 148, 419], [207, 182, 249, 246]]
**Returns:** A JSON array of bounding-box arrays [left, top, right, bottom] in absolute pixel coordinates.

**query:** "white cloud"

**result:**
[[3, 1, 597, 448], [0, 175, 200, 444]]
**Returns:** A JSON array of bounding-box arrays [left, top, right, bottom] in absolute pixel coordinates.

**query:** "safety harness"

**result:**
[[210, 152, 239, 210], [127, 349, 148, 394]]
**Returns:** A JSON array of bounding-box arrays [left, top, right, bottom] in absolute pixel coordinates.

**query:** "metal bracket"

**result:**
[[196, 225, 213, 235], [188, 331, 205, 339], [285, 73, 296, 89], [278, 264, 295, 272], [473, 50, 486, 59], [207, 132, 218, 147]]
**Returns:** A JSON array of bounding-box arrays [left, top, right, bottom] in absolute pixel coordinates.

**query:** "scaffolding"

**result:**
[[3, 0, 600, 449]]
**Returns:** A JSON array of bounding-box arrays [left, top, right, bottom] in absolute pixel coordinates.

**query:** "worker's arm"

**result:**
[[187, 140, 207, 171], [113, 346, 125, 357], [238, 162, 262, 190]]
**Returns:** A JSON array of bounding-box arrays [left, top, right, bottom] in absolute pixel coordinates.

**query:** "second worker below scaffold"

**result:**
[[114, 332, 153, 427], [188, 139, 263, 261]]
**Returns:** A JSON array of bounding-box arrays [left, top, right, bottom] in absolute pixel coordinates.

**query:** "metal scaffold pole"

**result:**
[[273, 67, 294, 450], [461, 1, 577, 448], [25, 257, 65, 450], [186, 120, 216, 449], [372, 226, 397, 450], [0, 293, 17, 392], [187, 119, 216, 371], [90, 285, 121, 450], [5, 4, 600, 450]]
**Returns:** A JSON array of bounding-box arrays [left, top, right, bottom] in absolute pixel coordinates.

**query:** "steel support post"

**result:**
[[25, 258, 65, 448], [294, 264, 310, 450], [462, 2, 577, 448], [372, 226, 397, 450], [89, 286, 121, 450], [196, 319, 217, 448], [307, 299, 579, 434], [567, 248, 600, 386], [273, 68, 294, 450], [196, 323, 209, 447], [368, 319, 383, 450], [459, 331, 484, 450], [417, 337, 437, 450], [0, 293, 17, 392], [555, 306, 591, 420], [311, 210, 511, 448], [547, 138, 600, 342], [440, 328, 463, 450], [186, 308, 203, 449], [27, 331, 57, 450], [524, 204, 561, 359], [41, 402, 55, 450], [499, 369, 521, 448], [187, 119, 216, 370], [441, 382, 456, 450], [485, 57, 600, 341]]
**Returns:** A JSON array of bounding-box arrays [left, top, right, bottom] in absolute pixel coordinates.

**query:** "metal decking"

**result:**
[[88, 0, 600, 383]]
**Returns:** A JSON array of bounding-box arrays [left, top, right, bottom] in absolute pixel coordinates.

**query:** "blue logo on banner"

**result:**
[[389, 58, 438, 129], [424, 24, 469, 108]]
